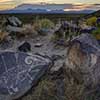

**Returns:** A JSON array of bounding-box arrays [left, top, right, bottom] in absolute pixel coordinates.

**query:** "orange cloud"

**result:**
[[64, 4, 94, 11], [0, 5, 14, 10], [0, 0, 12, 2]]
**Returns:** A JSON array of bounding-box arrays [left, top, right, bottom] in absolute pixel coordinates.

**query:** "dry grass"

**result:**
[[20, 76, 58, 100], [33, 19, 54, 31], [64, 70, 85, 100], [14, 24, 38, 38], [19, 67, 99, 100], [22, 24, 37, 36], [0, 31, 9, 42]]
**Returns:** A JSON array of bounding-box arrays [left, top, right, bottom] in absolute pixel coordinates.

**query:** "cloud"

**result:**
[[0, 0, 14, 5], [0, 0, 100, 10], [0, 0, 13, 3], [64, 4, 100, 11]]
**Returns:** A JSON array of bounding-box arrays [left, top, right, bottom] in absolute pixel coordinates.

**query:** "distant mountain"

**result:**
[[0, 4, 95, 14], [89, 10, 100, 17], [14, 4, 68, 10], [83, 10, 100, 19]]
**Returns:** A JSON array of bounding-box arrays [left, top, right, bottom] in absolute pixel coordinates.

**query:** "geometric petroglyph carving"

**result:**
[[0, 51, 52, 100]]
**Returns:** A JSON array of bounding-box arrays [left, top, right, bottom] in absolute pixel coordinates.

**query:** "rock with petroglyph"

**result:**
[[65, 33, 100, 87], [0, 51, 52, 100]]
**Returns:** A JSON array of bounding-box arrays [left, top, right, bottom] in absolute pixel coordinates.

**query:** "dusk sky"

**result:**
[[0, 0, 100, 10]]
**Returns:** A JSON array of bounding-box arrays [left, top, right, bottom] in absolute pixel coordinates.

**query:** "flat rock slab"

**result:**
[[6, 25, 24, 33], [0, 51, 52, 100]]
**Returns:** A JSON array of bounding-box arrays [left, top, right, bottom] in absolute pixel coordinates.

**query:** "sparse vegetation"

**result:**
[[92, 28, 100, 39], [22, 24, 37, 36], [0, 30, 8, 42], [33, 18, 55, 35], [86, 16, 97, 26], [21, 76, 59, 100], [38, 19, 55, 29], [64, 76, 85, 100], [0, 11, 100, 100]]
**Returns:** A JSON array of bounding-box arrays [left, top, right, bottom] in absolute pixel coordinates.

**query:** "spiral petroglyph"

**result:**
[[25, 56, 34, 65]]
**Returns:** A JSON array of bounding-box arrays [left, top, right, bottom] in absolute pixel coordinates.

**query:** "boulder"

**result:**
[[38, 28, 50, 36], [6, 25, 24, 33], [7, 16, 22, 27], [18, 41, 31, 52], [0, 51, 52, 100], [65, 33, 100, 87]]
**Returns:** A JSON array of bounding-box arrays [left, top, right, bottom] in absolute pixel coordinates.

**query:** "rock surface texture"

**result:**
[[65, 33, 100, 87], [0, 51, 52, 100]]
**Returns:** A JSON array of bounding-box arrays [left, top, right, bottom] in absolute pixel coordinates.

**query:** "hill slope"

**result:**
[[83, 10, 100, 19]]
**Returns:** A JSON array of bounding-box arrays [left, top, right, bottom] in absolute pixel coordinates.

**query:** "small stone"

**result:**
[[38, 28, 49, 36], [18, 41, 31, 52], [34, 43, 43, 47], [51, 54, 63, 61], [50, 59, 64, 75]]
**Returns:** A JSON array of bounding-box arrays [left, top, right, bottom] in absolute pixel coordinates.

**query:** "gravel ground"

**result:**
[[0, 32, 67, 58]]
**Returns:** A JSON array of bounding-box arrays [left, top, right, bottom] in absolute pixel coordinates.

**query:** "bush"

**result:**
[[92, 28, 100, 39], [23, 24, 35, 34], [40, 19, 54, 29], [18, 24, 38, 37], [86, 17, 97, 26], [37, 19, 54, 29]]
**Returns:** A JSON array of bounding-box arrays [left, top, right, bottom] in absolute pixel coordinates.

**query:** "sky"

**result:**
[[0, 0, 100, 10]]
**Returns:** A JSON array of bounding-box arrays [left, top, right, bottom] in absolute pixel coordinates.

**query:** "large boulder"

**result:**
[[0, 51, 52, 100], [65, 33, 100, 87], [6, 24, 38, 37]]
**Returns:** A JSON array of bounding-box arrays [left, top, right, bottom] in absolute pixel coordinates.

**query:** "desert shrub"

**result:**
[[51, 33, 63, 42], [64, 71, 85, 100], [92, 28, 100, 39], [21, 77, 59, 100], [34, 19, 54, 30], [21, 24, 37, 37], [23, 24, 34, 33], [41, 19, 54, 29], [86, 17, 97, 26], [33, 19, 42, 31]]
